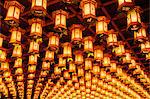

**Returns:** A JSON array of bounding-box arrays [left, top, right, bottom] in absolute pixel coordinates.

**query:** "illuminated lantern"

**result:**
[[83, 36, 93, 52], [54, 64, 61, 75], [91, 84, 97, 91], [96, 16, 110, 35], [1, 62, 9, 71], [85, 72, 91, 81], [114, 41, 125, 56], [146, 53, 150, 60], [12, 44, 22, 57], [28, 54, 38, 65], [15, 68, 23, 75], [14, 58, 22, 68], [48, 32, 59, 51], [92, 64, 100, 75], [28, 74, 35, 79], [45, 50, 54, 62], [79, 77, 85, 85], [41, 71, 47, 77], [80, 86, 85, 92], [86, 81, 91, 88], [31, 0, 47, 15], [110, 61, 117, 73], [85, 58, 93, 70], [69, 61, 76, 73], [63, 42, 72, 58], [102, 54, 111, 67], [78, 67, 84, 77], [64, 70, 70, 79], [127, 6, 142, 30], [129, 57, 137, 69], [141, 41, 150, 53], [0, 49, 7, 62], [118, 0, 134, 11], [72, 74, 78, 82], [28, 65, 36, 73], [74, 83, 79, 90], [58, 55, 66, 67], [17, 75, 24, 81], [4, 1, 24, 25], [80, 0, 97, 21], [94, 46, 104, 61], [42, 62, 50, 70], [74, 51, 84, 65], [100, 68, 106, 79], [107, 29, 118, 46], [52, 9, 68, 30], [70, 24, 84, 43], [29, 40, 39, 53], [92, 77, 98, 85], [122, 50, 131, 64]]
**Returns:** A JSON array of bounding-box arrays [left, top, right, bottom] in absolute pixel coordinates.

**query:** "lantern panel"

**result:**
[[58, 55, 66, 67], [92, 64, 100, 75], [28, 54, 38, 65], [29, 41, 39, 53], [45, 50, 54, 61], [118, 0, 133, 11], [69, 62, 76, 73]]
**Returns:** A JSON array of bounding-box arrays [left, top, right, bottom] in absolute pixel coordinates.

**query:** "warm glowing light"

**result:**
[[85, 58, 93, 70], [54, 64, 61, 75], [94, 46, 104, 61], [15, 68, 23, 75], [63, 42, 72, 58], [103, 54, 111, 67], [110, 61, 117, 73], [107, 29, 118, 46], [74, 51, 84, 65], [92, 64, 100, 75], [141, 41, 150, 53], [28, 65, 36, 73], [29, 40, 39, 53], [28, 54, 38, 65], [42, 62, 50, 70], [83, 36, 93, 52], [69, 61, 76, 73], [78, 67, 84, 77], [12, 44, 22, 57], [64, 70, 70, 79], [0, 49, 6, 62], [122, 50, 131, 64], [118, 0, 133, 11], [58, 55, 66, 67], [114, 41, 125, 56], [1, 62, 9, 71], [45, 50, 54, 62]]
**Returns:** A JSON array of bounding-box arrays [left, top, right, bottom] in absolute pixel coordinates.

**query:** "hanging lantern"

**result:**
[[28, 74, 35, 79], [83, 36, 93, 52], [92, 77, 98, 85], [0, 49, 6, 62], [58, 54, 66, 67], [17, 75, 24, 81], [85, 72, 91, 81], [91, 84, 97, 91], [1, 62, 9, 71], [54, 64, 61, 75], [40, 71, 47, 77], [70, 24, 84, 43], [28, 54, 38, 65], [114, 41, 125, 56], [12, 44, 22, 57], [72, 74, 78, 82], [96, 16, 110, 35], [102, 54, 111, 67], [92, 64, 100, 75], [4, 0, 24, 25], [15, 68, 23, 75], [14, 58, 22, 68], [29, 18, 43, 37], [110, 61, 117, 73], [85, 58, 93, 70], [80, 0, 97, 22], [128, 57, 137, 69], [107, 29, 118, 46], [52, 9, 68, 30], [0, 34, 5, 48], [140, 41, 150, 53], [74, 83, 79, 90], [64, 70, 70, 79], [79, 77, 85, 85], [45, 50, 54, 62], [28, 65, 36, 73], [29, 40, 39, 53], [42, 62, 50, 70], [69, 61, 76, 73], [122, 50, 131, 64], [63, 42, 72, 58], [94, 46, 104, 61], [118, 0, 134, 11], [127, 6, 142, 31], [74, 51, 84, 65], [48, 32, 59, 51], [78, 67, 84, 77], [80, 86, 85, 92], [100, 68, 106, 79], [86, 81, 91, 88], [146, 53, 150, 60]]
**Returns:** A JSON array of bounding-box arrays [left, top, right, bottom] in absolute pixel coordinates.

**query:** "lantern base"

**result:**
[[31, 7, 46, 17], [118, 2, 134, 12], [4, 18, 19, 26], [128, 23, 141, 31]]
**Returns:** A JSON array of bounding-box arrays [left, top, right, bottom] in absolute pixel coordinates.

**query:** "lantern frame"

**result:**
[[83, 36, 94, 52], [58, 54, 66, 67], [0, 48, 7, 62]]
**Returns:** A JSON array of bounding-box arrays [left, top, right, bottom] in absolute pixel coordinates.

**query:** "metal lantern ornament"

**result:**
[[92, 64, 100, 75], [0, 49, 7, 62], [58, 54, 66, 67], [83, 36, 93, 52], [52, 9, 68, 31], [12, 44, 22, 58], [110, 61, 117, 73], [14, 58, 22, 68], [96, 16, 110, 35], [85, 58, 93, 70], [118, 0, 134, 11], [4, 0, 24, 25], [29, 40, 39, 53], [45, 50, 54, 62], [141, 41, 150, 53], [127, 6, 142, 31], [80, 0, 97, 22], [114, 41, 125, 56], [74, 51, 84, 65], [107, 29, 118, 47], [28, 54, 38, 65], [94, 46, 104, 61], [28, 65, 36, 73], [122, 50, 131, 64], [69, 61, 76, 73], [102, 54, 111, 67], [63, 42, 72, 58]]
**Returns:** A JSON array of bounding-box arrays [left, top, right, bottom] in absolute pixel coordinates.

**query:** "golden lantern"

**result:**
[[107, 29, 118, 46], [72, 74, 78, 82], [80, 0, 97, 21], [94, 46, 104, 61], [141, 41, 150, 53], [118, 0, 134, 11], [1, 62, 9, 71], [78, 67, 84, 77], [45, 50, 54, 62], [28, 54, 38, 65], [70, 24, 84, 43], [96, 16, 110, 35], [114, 41, 125, 56], [0, 49, 7, 62], [31, 0, 47, 15], [12, 44, 22, 57], [122, 50, 131, 64], [92, 64, 100, 75], [86, 81, 91, 88], [69, 61, 76, 73], [110, 61, 117, 73], [52, 9, 68, 30], [79, 77, 85, 85], [63, 42, 72, 58], [14, 58, 22, 68], [54, 64, 61, 75], [91, 84, 97, 91], [29, 40, 40, 54], [74, 51, 84, 65], [146, 53, 150, 60], [85, 58, 93, 70], [28, 65, 36, 73], [127, 6, 142, 30], [48, 32, 59, 51], [4, 0, 24, 25], [58, 54, 66, 67], [128, 57, 137, 69], [64, 70, 70, 79], [17, 75, 24, 81], [15, 68, 23, 75], [74, 83, 79, 90], [42, 62, 50, 70], [92, 77, 98, 85], [102, 54, 111, 67], [83, 36, 93, 52], [100, 68, 106, 79], [85, 72, 91, 81], [40, 71, 48, 77], [80, 86, 85, 92]]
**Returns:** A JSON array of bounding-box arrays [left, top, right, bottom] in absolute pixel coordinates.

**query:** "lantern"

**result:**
[[146, 53, 150, 60], [92, 64, 100, 75], [72, 74, 78, 82], [74, 51, 84, 65], [29, 18, 43, 37], [12, 44, 22, 57], [92, 77, 98, 85], [141, 41, 150, 53], [91, 84, 97, 91], [78, 67, 84, 77], [45, 50, 54, 62], [14, 58, 22, 68], [110, 61, 117, 73], [79, 77, 85, 85], [0, 49, 7, 62], [114, 41, 125, 56], [1, 62, 9, 71], [85, 72, 91, 81], [94, 46, 104, 61], [100, 68, 106, 79], [80, 86, 85, 92], [52, 9, 68, 30], [40, 71, 47, 77], [80, 0, 97, 21], [48, 32, 59, 51], [122, 50, 131, 64], [0, 35, 5, 48], [83, 36, 93, 52], [42, 62, 50, 70], [74, 83, 79, 90], [69, 61, 76, 73], [70, 24, 84, 43], [15, 68, 23, 75], [28, 54, 38, 65], [64, 70, 70, 79], [96, 16, 110, 35], [28, 74, 35, 79], [63, 42, 72, 58], [102, 54, 111, 67], [54, 64, 61, 75], [107, 29, 118, 46], [4, 1, 24, 25], [127, 6, 142, 30], [86, 81, 91, 88], [31, 0, 47, 15], [85, 58, 93, 70], [28, 65, 36, 73], [58, 55, 66, 67], [118, 0, 134, 11], [17, 75, 24, 81]]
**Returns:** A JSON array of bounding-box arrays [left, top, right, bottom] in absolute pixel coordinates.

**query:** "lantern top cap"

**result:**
[[80, 0, 97, 9], [83, 36, 94, 41], [94, 45, 104, 50], [28, 18, 44, 25], [69, 24, 85, 31], [73, 50, 83, 54], [97, 16, 110, 23], [52, 9, 69, 18], [4, 0, 24, 12]]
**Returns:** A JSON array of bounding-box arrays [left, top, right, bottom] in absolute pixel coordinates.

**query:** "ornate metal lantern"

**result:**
[[83, 36, 93, 52], [69, 61, 76, 73], [102, 54, 111, 67], [85, 58, 93, 70], [78, 67, 84, 77], [92, 64, 100, 75], [14, 58, 22, 68], [1, 62, 9, 71], [122, 50, 131, 64], [12, 44, 22, 57], [42, 62, 50, 70], [58, 55, 66, 67], [63, 42, 72, 58], [28, 65, 36, 73], [29, 40, 39, 53], [45, 50, 54, 62], [94, 46, 104, 61], [107, 29, 118, 47], [114, 41, 125, 56], [140, 41, 150, 53], [0, 48, 6, 62], [64, 70, 70, 79], [28, 54, 38, 65], [110, 61, 117, 73], [74, 51, 84, 65], [118, 0, 134, 11]]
